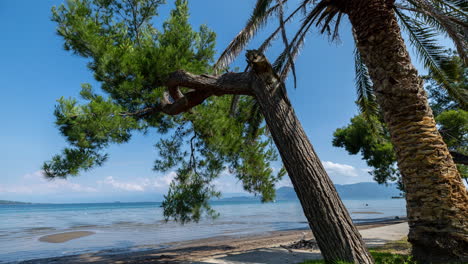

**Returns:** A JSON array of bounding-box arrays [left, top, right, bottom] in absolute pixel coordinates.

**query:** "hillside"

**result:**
[[277, 182, 402, 200], [0, 200, 31, 204], [220, 182, 402, 202]]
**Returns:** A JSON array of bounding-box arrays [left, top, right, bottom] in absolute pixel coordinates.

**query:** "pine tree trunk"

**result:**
[[248, 52, 374, 263], [346, 1, 468, 262]]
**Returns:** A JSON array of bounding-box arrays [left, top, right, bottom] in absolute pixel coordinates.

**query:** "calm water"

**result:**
[[0, 200, 406, 263]]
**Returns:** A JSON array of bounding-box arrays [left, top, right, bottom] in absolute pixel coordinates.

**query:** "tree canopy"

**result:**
[[44, 0, 285, 223]]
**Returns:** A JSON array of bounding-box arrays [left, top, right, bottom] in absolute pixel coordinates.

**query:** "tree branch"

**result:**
[[166, 70, 253, 96], [451, 151, 468, 165], [123, 70, 253, 117]]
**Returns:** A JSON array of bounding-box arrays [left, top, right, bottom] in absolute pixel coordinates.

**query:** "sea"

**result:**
[[0, 199, 406, 263]]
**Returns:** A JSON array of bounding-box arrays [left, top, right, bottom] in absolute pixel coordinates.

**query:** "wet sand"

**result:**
[[39, 231, 95, 243], [21, 218, 407, 264]]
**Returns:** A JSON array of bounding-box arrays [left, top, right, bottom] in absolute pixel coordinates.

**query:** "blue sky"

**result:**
[[0, 0, 435, 203]]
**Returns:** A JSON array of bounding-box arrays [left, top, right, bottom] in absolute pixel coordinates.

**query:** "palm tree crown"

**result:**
[[215, 0, 467, 116]]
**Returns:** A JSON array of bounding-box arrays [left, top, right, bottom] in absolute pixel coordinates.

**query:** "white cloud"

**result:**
[[97, 172, 176, 192], [0, 170, 97, 194], [2, 172, 176, 194], [99, 176, 146, 192], [1, 163, 374, 199], [152, 172, 176, 189], [322, 161, 359, 177], [46, 180, 97, 192], [213, 178, 245, 194], [276, 177, 293, 188], [22, 170, 44, 180]]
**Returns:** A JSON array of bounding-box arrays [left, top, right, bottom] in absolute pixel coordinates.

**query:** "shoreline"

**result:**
[[16, 217, 407, 264]]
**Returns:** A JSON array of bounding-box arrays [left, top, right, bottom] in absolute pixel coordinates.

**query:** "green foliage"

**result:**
[[43, 148, 108, 178], [332, 115, 402, 189], [437, 109, 468, 181], [45, 0, 282, 223], [153, 96, 285, 222], [369, 252, 414, 264], [425, 52, 468, 114], [162, 164, 221, 223], [426, 52, 468, 182], [51, 0, 214, 111], [436, 109, 468, 148]]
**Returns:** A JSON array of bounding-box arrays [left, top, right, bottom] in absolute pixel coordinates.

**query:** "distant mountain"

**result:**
[[276, 186, 299, 200], [0, 200, 31, 205], [217, 196, 260, 202], [218, 182, 402, 202]]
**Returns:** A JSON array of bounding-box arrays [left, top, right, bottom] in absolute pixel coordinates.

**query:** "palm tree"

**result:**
[[215, 0, 468, 262]]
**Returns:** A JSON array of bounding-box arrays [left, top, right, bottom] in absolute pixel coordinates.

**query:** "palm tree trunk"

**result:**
[[247, 51, 374, 263], [345, 0, 468, 262]]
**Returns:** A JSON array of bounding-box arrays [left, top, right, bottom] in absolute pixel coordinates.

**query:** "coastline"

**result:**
[[16, 217, 407, 264]]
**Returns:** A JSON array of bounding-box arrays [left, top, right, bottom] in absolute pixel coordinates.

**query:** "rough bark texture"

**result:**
[[246, 51, 374, 263], [345, 0, 468, 262]]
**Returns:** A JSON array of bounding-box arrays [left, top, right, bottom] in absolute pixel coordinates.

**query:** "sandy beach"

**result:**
[[17, 218, 408, 264], [38, 231, 95, 243]]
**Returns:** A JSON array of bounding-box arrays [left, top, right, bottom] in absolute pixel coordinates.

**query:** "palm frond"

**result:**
[[257, 1, 310, 53], [229, 2, 307, 116], [315, 6, 339, 34], [395, 10, 447, 81], [395, 8, 468, 107], [305, 0, 344, 39], [276, 0, 297, 87], [332, 12, 343, 41], [354, 47, 379, 120], [272, 0, 345, 81], [402, 0, 467, 64], [430, 0, 468, 16], [311, 0, 342, 34], [397, 4, 468, 28], [214, 0, 283, 72], [273, 8, 317, 82], [278, 31, 308, 82], [300, 0, 310, 15]]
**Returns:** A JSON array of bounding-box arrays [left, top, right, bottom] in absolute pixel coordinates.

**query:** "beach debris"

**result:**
[[281, 239, 318, 251], [280, 245, 294, 253]]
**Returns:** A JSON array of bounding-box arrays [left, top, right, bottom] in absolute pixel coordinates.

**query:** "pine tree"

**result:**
[[45, 1, 374, 262]]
